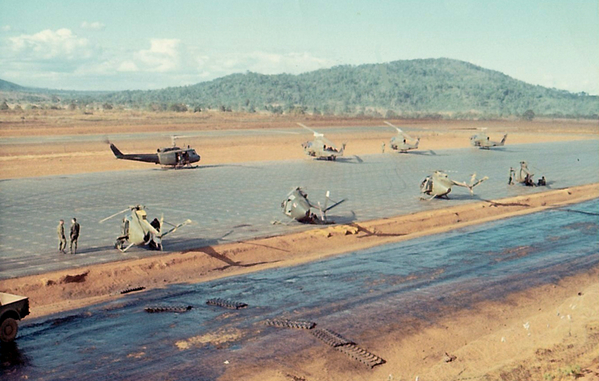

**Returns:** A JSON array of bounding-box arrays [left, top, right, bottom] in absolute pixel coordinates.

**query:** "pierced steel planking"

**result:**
[[263, 318, 316, 330], [205, 298, 248, 310]]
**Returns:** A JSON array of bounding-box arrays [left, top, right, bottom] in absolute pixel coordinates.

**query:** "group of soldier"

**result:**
[[56, 218, 80, 254]]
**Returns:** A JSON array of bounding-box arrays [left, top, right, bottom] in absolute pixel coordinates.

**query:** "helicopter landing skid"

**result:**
[[174, 164, 199, 170], [160, 165, 200, 170], [115, 242, 135, 252]]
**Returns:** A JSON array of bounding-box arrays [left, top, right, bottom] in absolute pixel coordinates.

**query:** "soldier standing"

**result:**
[[57, 219, 67, 253], [70, 218, 80, 254]]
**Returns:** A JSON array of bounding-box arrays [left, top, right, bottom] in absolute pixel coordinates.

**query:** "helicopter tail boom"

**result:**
[[159, 219, 192, 238], [109, 143, 160, 164], [110, 144, 124, 158]]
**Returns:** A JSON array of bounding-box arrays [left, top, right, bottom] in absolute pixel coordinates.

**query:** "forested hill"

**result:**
[[2, 58, 597, 119], [0, 78, 26, 92]]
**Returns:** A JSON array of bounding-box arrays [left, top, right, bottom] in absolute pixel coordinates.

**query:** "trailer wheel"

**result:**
[[0, 318, 18, 343]]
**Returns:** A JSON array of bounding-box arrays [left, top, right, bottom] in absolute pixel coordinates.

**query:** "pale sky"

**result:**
[[1, 0, 597, 94]]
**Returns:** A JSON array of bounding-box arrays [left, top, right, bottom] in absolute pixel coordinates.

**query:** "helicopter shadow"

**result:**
[[72, 245, 117, 255], [481, 199, 531, 207], [326, 210, 358, 225], [352, 223, 406, 239], [170, 228, 283, 270], [178, 241, 280, 271], [149, 163, 264, 172], [389, 150, 445, 158], [199, 163, 264, 170], [311, 156, 364, 165], [402, 150, 440, 156], [474, 146, 512, 153], [426, 193, 485, 202]]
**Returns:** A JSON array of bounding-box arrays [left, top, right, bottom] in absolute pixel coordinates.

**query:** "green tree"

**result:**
[[169, 103, 188, 112], [522, 109, 535, 121]]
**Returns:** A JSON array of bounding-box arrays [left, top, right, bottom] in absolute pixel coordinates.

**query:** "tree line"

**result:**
[[2, 58, 597, 119]]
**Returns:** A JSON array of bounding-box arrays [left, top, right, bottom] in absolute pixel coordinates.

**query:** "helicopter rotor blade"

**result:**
[[167, 134, 200, 147], [99, 208, 130, 224], [384, 121, 417, 141], [297, 123, 322, 137], [324, 198, 346, 213], [384, 121, 404, 134]]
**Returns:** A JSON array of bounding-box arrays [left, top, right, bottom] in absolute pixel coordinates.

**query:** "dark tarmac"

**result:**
[[1, 140, 597, 279], [1, 199, 597, 380]]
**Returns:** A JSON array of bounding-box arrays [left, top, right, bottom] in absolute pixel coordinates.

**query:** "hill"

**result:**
[[0, 78, 27, 92], [2, 58, 597, 119]]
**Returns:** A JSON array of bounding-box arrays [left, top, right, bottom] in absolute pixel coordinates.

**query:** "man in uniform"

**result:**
[[57, 219, 67, 253], [70, 218, 80, 254]]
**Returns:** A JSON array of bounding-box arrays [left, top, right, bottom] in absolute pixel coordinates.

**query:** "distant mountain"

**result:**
[[2, 58, 597, 119], [0, 78, 26, 92]]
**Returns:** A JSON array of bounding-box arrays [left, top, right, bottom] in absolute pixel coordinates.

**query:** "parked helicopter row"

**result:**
[[101, 123, 547, 248], [106, 122, 508, 168]]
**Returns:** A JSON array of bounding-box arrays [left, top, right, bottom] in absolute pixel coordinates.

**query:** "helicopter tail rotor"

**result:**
[[467, 173, 489, 194], [109, 143, 124, 159]]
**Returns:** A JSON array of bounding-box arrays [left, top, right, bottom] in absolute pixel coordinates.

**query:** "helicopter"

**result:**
[[470, 128, 507, 149], [281, 187, 346, 224], [109, 136, 201, 168], [385, 121, 420, 153], [420, 171, 488, 200], [99, 205, 191, 252], [508, 161, 547, 186], [298, 123, 346, 160]]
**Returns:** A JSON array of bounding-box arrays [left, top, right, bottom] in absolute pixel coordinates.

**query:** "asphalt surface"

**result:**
[[1, 199, 597, 380], [0, 139, 597, 279]]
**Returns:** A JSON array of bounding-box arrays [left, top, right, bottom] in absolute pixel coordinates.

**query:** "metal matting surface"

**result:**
[[0, 140, 597, 279]]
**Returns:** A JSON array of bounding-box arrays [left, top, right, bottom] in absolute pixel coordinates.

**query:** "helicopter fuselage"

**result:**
[[110, 143, 200, 167], [282, 189, 313, 222], [470, 133, 507, 149], [157, 146, 201, 166], [390, 136, 419, 153], [421, 172, 452, 197], [126, 209, 159, 245], [302, 139, 344, 160]]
